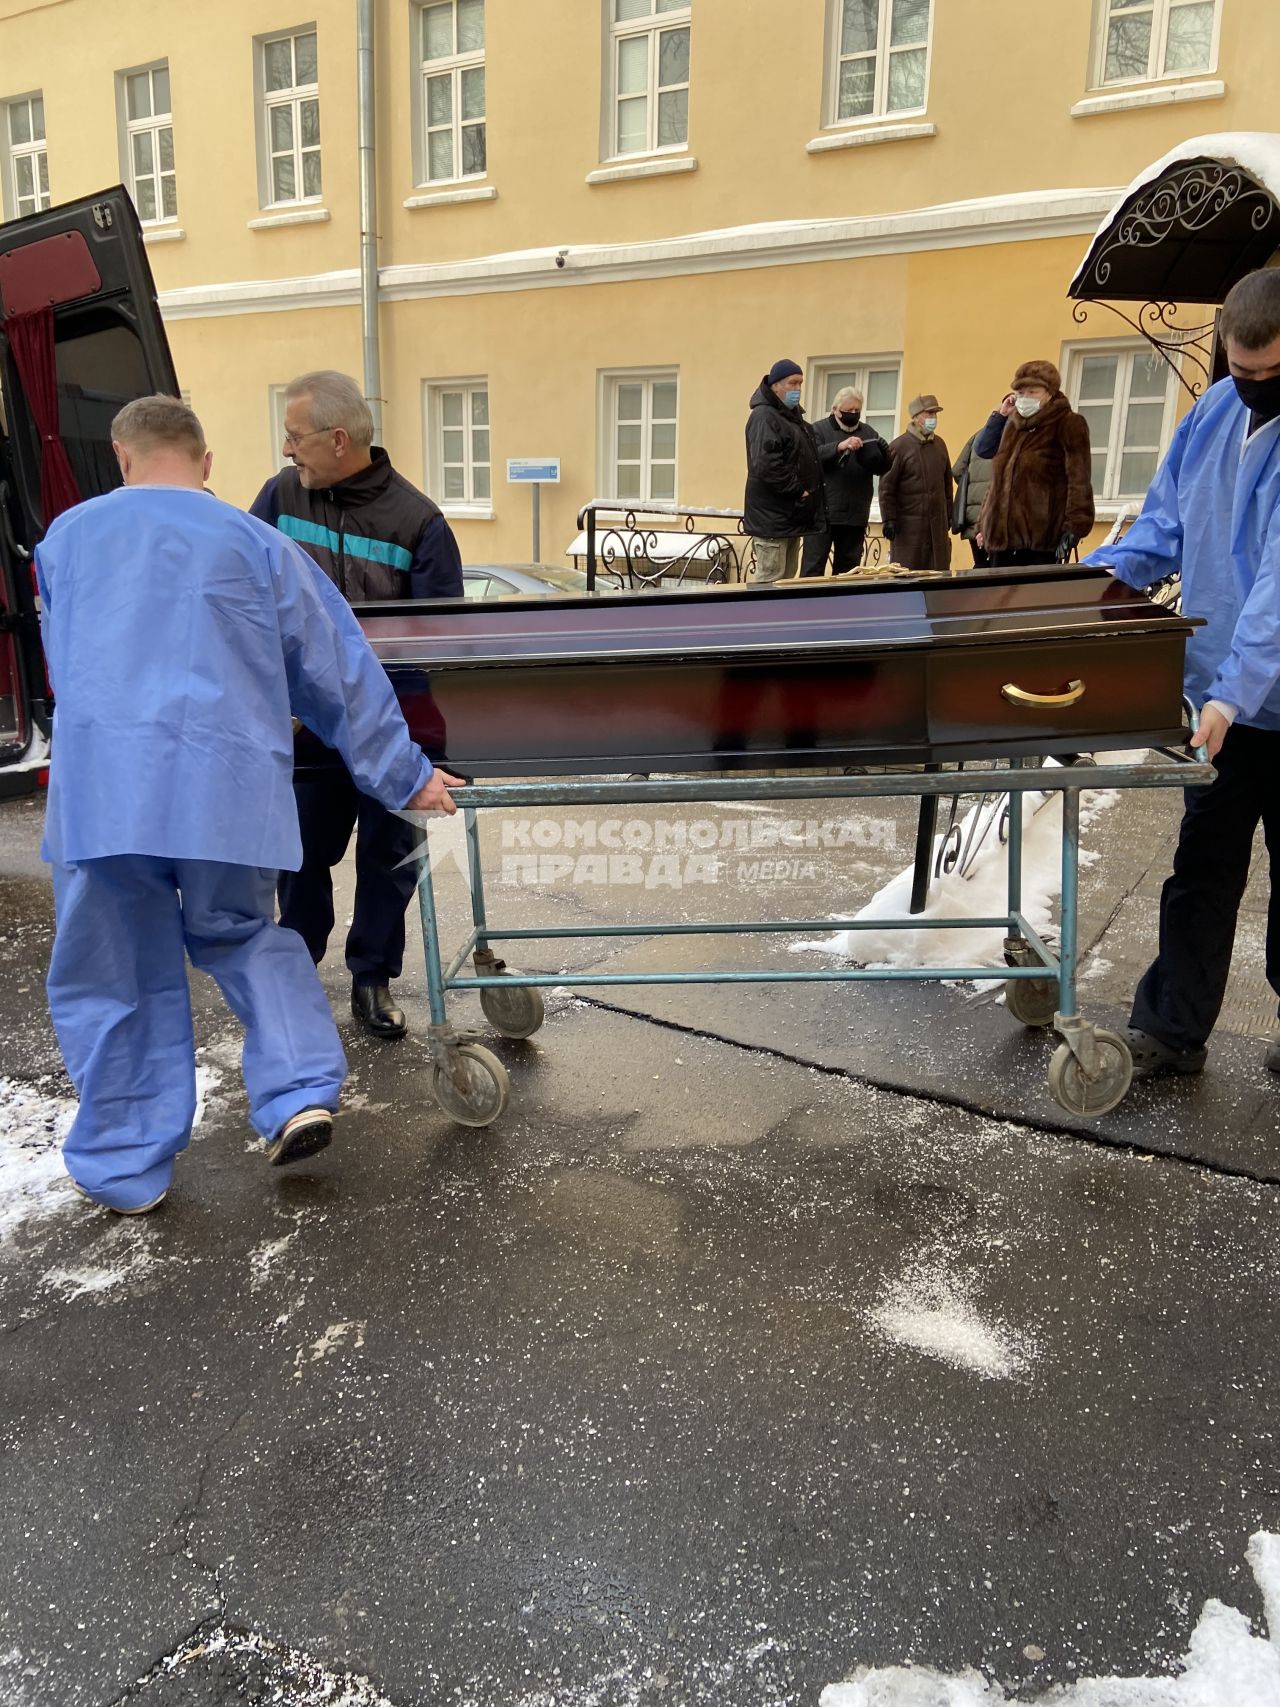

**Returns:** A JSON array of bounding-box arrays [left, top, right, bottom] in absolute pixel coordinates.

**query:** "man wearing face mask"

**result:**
[[801, 386, 893, 577], [1082, 267, 1280, 1081], [744, 359, 824, 583], [973, 361, 1094, 566], [878, 394, 952, 572]]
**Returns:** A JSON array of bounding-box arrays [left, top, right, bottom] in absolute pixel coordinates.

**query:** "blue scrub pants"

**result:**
[[47, 856, 347, 1211]]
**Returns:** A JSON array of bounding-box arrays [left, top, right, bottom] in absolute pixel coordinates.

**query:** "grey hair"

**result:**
[[831, 386, 864, 411], [285, 370, 375, 448], [111, 394, 206, 457]]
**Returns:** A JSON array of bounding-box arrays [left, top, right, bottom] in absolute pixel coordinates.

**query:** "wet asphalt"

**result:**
[[0, 778, 1277, 1706]]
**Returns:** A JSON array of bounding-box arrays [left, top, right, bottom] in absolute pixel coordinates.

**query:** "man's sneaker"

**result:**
[[71, 1181, 167, 1215], [1124, 1026, 1207, 1079], [1266, 1032, 1280, 1075], [265, 1108, 334, 1167]]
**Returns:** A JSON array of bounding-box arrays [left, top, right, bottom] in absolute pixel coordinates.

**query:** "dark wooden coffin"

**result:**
[[353, 566, 1198, 775]]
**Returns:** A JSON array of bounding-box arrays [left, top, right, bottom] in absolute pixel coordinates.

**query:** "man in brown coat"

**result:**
[[879, 394, 952, 572], [974, 360, 1094, 565]]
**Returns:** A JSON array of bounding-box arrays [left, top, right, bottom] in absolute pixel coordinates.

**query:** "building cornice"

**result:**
[[157, 186, 1123, 321]]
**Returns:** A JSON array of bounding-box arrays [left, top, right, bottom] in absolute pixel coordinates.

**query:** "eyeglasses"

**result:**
[[282, 427, 333, 449]]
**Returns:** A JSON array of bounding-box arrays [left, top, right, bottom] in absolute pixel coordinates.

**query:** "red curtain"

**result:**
[[5, 306, 82, 523]]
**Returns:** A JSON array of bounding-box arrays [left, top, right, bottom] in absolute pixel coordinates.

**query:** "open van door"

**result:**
[[0, 186, 178, 797]]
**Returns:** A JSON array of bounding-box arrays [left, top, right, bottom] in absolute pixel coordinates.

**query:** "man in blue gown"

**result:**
[[35, 396, 460, 1212], [1084, 268, 1280, 1078]]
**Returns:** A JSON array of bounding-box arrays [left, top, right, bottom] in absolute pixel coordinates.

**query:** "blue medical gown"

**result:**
[[35, 486, 431, 869], [1083, 378, 1280, 730]]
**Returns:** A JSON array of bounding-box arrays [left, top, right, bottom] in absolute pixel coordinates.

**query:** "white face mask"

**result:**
[[1015, 396, 1043, 418]]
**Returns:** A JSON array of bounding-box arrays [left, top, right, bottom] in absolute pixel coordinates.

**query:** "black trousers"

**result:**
[[968, 540, 992, 568], [1131, 722, 1280, 1052], [800, 523, 867, 577], [988, 548, 1048, 567], [278, 765, 421, 984]]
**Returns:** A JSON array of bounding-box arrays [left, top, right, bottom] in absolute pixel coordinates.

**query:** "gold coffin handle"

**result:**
[[1001, 678, 1086, 709]]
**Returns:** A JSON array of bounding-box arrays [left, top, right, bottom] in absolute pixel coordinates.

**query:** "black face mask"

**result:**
[[1232, 372, 1280, 423], [836, 410, 861, 429]]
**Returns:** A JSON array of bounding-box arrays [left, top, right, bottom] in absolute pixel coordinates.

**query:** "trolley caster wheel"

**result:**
[[479, 975, 546, 1039], [1047, 1029, 1133, 1117], [1004, 976, 1059, 1028], [432, 1042, 510, 1127]]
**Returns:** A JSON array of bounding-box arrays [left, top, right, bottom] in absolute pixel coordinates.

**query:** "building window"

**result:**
[[609, 0, 690, 159], [121, 64, 176, 224], [604, 372, 678, 502], [261, 28, 320, 205], [268, 385, 292, 468], [829, 0, 931, 124], [6, 94, 49, 219], [1094, 0, 1219, 84], [419, 0, 485, 182], [426, 381, 491, 511], [1069, 344, 1178, 501], [809, 357, 902, 445]]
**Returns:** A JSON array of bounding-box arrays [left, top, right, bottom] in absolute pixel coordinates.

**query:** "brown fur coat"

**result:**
[[978, 394, 1095, 553]]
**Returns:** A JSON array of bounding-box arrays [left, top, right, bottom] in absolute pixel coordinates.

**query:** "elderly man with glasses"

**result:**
[[251, 370, 463, 1042]]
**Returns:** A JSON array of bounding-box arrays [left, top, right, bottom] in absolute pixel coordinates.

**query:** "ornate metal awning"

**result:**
[[1069, 135, 1280, 397]]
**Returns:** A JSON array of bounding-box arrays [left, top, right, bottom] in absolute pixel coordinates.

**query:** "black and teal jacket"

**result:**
[[249, 448, 463, 602]]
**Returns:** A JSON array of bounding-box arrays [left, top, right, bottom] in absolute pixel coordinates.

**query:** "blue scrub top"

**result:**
[[1085, 377, 1280, 731], [35, 485, 431, 870]]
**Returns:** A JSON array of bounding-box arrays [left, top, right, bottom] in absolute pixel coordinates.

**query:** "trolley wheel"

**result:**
[[432, 1042, 510, 1127], [479, 975, 546, 1039], [1047, 1028, 1133, 1118], [1004, 976, 1059, 1028]]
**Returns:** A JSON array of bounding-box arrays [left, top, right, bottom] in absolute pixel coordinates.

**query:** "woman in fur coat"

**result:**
[[974, 360, 1095, 565]]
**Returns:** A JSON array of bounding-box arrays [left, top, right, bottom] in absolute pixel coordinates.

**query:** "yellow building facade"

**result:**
[[0, 0, 1274, 561]]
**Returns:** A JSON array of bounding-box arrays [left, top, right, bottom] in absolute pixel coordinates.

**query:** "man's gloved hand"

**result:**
[[881, 521, 895, 541], [1056, 532, 1078, 563]]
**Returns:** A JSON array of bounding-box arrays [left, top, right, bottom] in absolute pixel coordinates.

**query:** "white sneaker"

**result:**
[[71, 1181, 167, 1215], [265, 1108, 334, 1167]]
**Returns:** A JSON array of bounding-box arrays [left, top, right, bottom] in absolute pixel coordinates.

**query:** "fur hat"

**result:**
[[907, 394, 943, 417], [1010, 360, 1061, 394]]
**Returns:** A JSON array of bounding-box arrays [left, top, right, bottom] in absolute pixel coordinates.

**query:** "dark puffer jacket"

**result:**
[[743, 382, 824, 538], [811, 413, 893, 526], [975, 395, 1095, 553]]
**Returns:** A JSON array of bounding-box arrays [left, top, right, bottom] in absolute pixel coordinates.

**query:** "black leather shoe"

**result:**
[[351, 981, 407, 1040]]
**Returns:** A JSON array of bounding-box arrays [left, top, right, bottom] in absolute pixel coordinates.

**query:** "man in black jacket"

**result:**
[[250, 370, 463, 1042], [744, 360, 823, 582], [801, 385, 892, 576]]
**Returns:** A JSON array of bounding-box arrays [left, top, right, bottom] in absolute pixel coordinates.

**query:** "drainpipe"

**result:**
[[357, 0, 383, 441]]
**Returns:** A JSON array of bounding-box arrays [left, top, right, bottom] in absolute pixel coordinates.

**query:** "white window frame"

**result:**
[[5, 92, 49, 220], [256, 26, 321, 209], [118, 62, 177, 227], [599, 369, 679, 505], [824, 0, 933, 128], [416, 0, 486, 186], [1090, 0, 1222, 88], [807, 355, 903, 442], [1066, 340, 1181, 507], [605, 0, 692, 162], [424, 378, 492, 518], [268, 384, 292, 469]]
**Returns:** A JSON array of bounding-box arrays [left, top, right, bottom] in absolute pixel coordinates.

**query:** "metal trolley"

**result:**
[[409, 746, 1212, 1127]]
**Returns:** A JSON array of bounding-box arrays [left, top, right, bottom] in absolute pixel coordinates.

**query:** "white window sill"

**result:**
[[404, 183, 497, 210], [142, 224, 186, 244], [586, 154, 697, 186], [1093, 499, 1145, 521], [1071, 78, 1224, 118], [442, 503, 494, 521], [248, 205, 330, 231], [806, 119, 936, 154]]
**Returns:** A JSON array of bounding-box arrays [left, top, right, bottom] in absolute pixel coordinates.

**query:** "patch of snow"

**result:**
[[42, 1223, 159, 1299], [794, 781, 1120, 971], [820, 1530, 1280, 1704], [192, 1063, 224, 1129], [870, 1261, 1034, 1381], [249, 1231, 298, 1289], [151, 1624, 397, 1704], [0, 1077, 76, 1245], [293, 1319, 366, 1379]]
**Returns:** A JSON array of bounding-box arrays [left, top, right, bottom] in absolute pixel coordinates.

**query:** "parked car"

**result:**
[[464, 564, 593, 599]]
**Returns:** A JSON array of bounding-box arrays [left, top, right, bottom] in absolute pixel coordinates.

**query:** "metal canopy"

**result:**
[[1070, 135, 1280, 304]]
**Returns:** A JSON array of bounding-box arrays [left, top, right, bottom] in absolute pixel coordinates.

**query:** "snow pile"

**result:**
[[150, 1624, 396, 1704], [42, 1222, 159, 1299], [0, 1077, 76, 1244], [820, 1532, 1280, 1704], [869, 1261, 1033, 1381], [795, 780, 1121, 971]]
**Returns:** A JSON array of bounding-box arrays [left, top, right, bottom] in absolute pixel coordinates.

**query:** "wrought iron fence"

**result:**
[[577, 500, 888, 592]]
